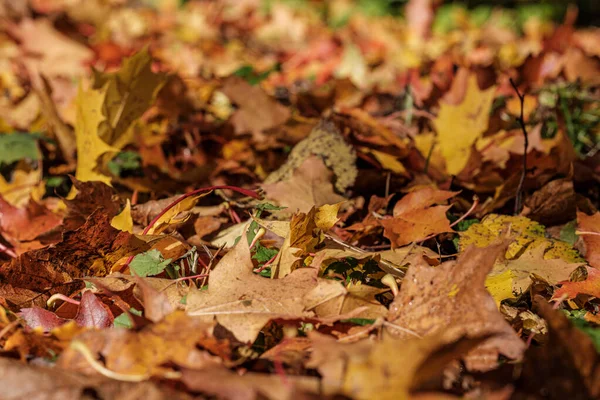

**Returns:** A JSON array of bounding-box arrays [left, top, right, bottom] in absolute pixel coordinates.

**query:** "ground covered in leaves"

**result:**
[[1, 0, 600, 399]]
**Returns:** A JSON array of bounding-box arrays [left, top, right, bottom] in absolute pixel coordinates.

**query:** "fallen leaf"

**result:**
[[13, 18, 93, 79], [0, 210, 148, 293], [92, 48, 168, 147], [381, 187, 457, 247], [262, 156, 346, 213], [577, 211, 600, 268], [486, 244, 584, 305], [74, 83, 118, 185], [386, 242, 526, 371], [186, 234, 351, 343], [0, 197, 62, 254], [111, 199, 133, 233], [58, 311, 220, 377], [307, 331, 486, 399], [553, 267, 600, 300], [459, 214, 583, 263], [73, 291, 114, 329], [145, 192, 210, 235], [221, 76, 290, 139], [512, 297, 600, 399], [0, 165, 44, 207], [433, 74, 496, 175]]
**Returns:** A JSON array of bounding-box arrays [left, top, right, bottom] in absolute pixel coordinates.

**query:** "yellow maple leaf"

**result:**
[[433, 74, 496, 175], [74, 84, 118, 185]]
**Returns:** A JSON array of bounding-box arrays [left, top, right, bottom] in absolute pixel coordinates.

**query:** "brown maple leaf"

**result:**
[[0, 210, 147, 294], [386, 241, 526, 371]]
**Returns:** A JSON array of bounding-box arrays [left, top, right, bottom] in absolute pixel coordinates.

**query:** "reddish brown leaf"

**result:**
[[578, 211, 600, 268], [74, 291, 114, 328], [19, 307, 67, 331], [553, 266, 600, 300], [0, 210, 148, 293]]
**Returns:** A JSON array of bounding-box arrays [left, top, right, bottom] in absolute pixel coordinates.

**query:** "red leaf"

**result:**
[[19, 307, 67, 331], [74, 291, 114, 328], [553, 267, 600, 300]]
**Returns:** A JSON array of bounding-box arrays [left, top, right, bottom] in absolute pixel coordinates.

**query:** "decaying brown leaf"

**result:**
[[386, 241, 526, 371]]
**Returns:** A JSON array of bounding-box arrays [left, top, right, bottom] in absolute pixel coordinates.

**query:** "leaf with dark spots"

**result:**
[[0, 210, 148, 293], [63, 179, 122, 231]]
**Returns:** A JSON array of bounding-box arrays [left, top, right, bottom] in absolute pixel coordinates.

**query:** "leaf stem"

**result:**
[[509, 78, 529, 215]]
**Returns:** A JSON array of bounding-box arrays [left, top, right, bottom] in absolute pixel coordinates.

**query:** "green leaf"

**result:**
[[0, 132, 41, 165], [107, 151, 142, 177], [129, 249, 172, 277], [560, 220, 578, 246], [256, 202, 287, 212], [252, 243, 279, 263], [233, 64, 279, 86], [113, 308, 142, 329], [341, 318, 376, 326]]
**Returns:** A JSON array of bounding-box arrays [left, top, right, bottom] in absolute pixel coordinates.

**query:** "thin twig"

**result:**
[[576, 230, 600, 237], [0, 242, 17, 258], [509, 78, 529, 215]]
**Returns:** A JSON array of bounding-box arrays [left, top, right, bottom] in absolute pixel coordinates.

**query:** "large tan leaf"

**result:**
[[186, 236, 363, 343], [306, 331, 486, 400], [386, 242, 526, 371]]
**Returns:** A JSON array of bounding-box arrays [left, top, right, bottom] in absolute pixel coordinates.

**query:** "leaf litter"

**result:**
[[1, 1, 600, 399]]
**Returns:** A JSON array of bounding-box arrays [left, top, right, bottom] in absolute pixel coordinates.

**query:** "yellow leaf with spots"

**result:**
[[433, 74, 496, 175], [74, 84, 118, 185], [111, 199, 133, 233], [485, 244, 584, 306], [459, 214, 583, 263]]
